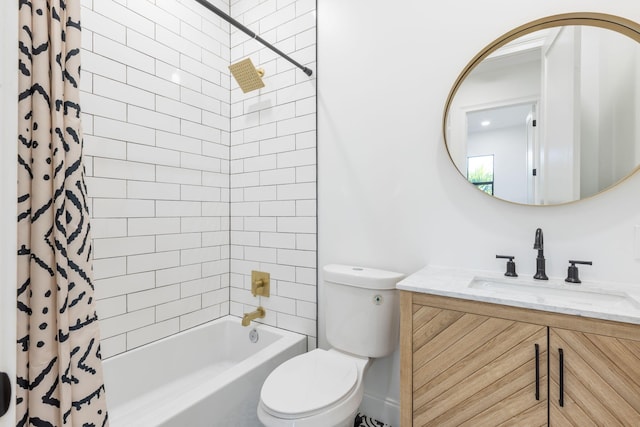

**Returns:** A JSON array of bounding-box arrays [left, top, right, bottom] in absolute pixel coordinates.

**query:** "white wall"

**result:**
[[580, 26, 640, 198], [592, 28, 639, 187], [81, 0, 317, 358], [318, 1, 640, 426], [228, 0, 317, 348], [81, 0, 233, 358]]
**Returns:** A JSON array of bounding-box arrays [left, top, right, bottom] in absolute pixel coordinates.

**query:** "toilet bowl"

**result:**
[[257, 265, 404, 427], [257, 348, 370, 427]]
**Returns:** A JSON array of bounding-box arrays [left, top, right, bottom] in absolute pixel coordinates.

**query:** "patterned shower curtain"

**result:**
[[16, 0, 109, 426]]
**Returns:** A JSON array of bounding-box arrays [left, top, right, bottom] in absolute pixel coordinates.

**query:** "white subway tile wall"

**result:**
[[229, 0, 317, 342], [81, 0, 316, 357], [82, 0, 232, 358]]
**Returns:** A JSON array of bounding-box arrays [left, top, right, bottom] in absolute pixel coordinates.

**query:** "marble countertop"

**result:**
[[397, 265, 640, 325]]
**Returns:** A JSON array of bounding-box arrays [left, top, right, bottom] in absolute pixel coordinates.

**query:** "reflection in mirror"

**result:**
[[444, 14, 640, 205], [467, 155, 494, 196]]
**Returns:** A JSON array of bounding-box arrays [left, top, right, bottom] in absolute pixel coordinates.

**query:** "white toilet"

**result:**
[[257, 264, 404, 427]]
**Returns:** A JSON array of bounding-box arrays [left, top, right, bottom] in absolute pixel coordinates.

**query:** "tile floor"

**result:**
[[354, 412, 392, 427]]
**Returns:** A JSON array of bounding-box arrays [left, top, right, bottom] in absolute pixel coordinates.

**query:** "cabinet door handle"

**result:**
[[558, 348, 564, 407], [534, 343, 540, 401]]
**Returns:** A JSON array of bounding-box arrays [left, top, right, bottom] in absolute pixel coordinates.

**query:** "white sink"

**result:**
[[468, 277, 640, 312]]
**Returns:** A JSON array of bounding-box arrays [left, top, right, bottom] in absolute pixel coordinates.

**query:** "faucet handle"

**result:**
[[565, 260, 592, 284], [496, 255, 518, 277]]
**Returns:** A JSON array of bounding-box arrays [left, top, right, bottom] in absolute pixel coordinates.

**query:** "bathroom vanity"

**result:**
[[398, 266, 640, 426], [401, 9, 640, 426]]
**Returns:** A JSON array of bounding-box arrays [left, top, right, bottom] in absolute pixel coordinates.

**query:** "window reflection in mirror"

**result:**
[[467, 155, 495, 196], [444, 14, 640, 206]]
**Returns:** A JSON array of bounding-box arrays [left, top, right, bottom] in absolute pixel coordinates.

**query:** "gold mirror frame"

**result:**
[[443, 12, 640, 206]]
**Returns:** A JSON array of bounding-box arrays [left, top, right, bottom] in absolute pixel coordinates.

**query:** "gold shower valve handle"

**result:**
[[254, 279, 265, 295], [251, 270, 270, 297]]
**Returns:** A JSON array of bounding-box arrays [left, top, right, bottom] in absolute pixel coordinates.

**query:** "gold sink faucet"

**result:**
[[242, 306, 265, 326]]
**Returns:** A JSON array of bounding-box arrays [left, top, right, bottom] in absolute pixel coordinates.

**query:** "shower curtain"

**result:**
[[16, 0, 109, 425]]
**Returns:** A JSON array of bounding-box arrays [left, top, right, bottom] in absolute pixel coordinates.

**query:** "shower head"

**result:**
[[228, 58, 265, 93]]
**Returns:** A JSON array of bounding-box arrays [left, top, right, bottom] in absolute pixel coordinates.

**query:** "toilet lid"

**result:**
[[261, 349, 358, 417]]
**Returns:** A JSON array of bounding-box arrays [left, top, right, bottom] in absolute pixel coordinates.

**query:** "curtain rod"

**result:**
[[193, 0, 313, 76]]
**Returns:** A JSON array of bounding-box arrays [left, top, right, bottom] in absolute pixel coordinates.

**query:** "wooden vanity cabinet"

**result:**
[[401, 291, 640, 427], [549, 328, 640, 425]]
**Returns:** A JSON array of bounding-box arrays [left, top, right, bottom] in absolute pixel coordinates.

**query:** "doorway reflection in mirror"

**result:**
[[445, 15, 640, 206]]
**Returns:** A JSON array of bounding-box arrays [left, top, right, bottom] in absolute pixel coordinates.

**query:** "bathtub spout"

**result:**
[[242, 306, 266, 326]]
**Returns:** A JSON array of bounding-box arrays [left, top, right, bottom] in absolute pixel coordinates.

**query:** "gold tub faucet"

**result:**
[[242, 306, 266, 326]]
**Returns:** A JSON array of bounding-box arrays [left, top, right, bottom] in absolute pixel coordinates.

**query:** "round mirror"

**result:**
[[444, 13, 640, 205]]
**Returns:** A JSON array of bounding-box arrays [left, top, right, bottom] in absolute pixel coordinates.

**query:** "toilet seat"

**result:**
[[260, 349, 359, 419]]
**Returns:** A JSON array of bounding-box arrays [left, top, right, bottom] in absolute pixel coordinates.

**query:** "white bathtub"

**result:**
[[102, 316, 307, 426]]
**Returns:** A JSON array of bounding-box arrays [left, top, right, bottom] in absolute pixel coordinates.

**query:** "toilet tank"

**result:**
[[323, 265, 404, 358]]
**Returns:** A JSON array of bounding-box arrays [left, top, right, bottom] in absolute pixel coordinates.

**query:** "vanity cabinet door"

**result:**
[[549, 328, 640, 426], [410, 304, 548, 426]]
